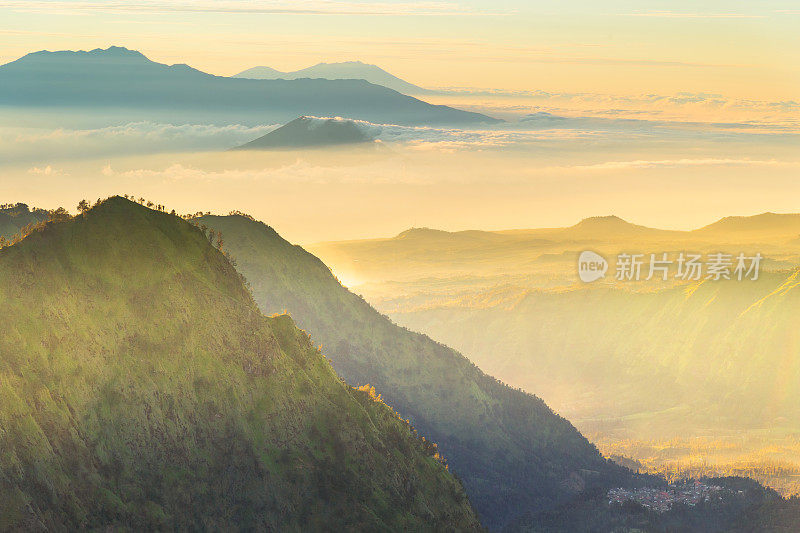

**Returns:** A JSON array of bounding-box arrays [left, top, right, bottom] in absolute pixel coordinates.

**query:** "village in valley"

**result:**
[[608, 481, 726, 513]]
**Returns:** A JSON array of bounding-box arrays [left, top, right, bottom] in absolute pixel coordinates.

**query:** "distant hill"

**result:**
[[695, 212, 800, 241], [308, 213, 800, 287], [234, 61, 430, 95], [0, 203, 50, 240], [567, 215, 648, 234], [233, 116, 377, 150], [395, 227, 510, 244], [199, 213, 632, 530], [0, 46, 497, 127], [560, 215, 685, 240], [0, 197, 482, 530]]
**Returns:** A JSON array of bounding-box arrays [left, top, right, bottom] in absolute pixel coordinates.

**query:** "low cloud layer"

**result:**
[[429, 89, 800, 125], [1, 121, 278, 164], [2, 111, 798, 171]]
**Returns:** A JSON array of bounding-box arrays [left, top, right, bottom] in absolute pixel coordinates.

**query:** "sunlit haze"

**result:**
[[3, 2, 800, 530]]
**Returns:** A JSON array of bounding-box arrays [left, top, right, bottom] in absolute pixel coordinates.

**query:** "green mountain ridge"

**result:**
[[198, 213, 632, 530], [0, 197, 482, 531]]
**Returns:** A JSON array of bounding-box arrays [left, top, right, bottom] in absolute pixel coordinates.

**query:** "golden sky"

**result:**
[[1, 1, 798, 100], [1, 1, 798, 242]]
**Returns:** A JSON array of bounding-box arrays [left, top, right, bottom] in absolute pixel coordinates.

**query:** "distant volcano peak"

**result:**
[[233, 116, 379, 150], [573, 215, 633, 229]]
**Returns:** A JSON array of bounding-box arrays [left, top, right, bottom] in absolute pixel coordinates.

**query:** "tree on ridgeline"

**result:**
[[49, 207, 72, 223]]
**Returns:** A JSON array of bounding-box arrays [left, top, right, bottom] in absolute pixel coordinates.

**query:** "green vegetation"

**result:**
[[199, 213, 631, 530], [0, 197, 481, 531]]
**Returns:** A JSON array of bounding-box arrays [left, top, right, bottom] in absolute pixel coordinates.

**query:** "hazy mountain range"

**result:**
[[0, 46, 496, 127], [309, 213, 800, 287], [310, 213, 800, 499], [234, 61, 430, 95]]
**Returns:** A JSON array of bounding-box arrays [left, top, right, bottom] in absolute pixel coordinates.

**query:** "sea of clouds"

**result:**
[[2, 112, 798, 170]]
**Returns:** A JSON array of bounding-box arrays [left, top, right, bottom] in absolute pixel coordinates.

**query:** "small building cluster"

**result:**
[[608, 481, 723, 513]]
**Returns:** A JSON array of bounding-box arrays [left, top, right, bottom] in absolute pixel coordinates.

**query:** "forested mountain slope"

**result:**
[[200, 213, 631, 530], [0, 198, 481, 531]]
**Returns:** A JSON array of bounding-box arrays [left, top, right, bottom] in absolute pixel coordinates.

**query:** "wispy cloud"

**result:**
[[0, 0, 488, 16], [491, 56, 740, 68], [11, 122, 278, 144], [621, 11, 767, 19], [100, 161, 431, 184], [430, 87, 800, 124], [0, 122, 279, 164], [567, 158, 798, 171], [27, 165, 68, 176]]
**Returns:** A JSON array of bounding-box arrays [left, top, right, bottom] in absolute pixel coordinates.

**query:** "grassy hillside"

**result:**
[[0, 197, 481, 531], [199, 213, 631, 530]]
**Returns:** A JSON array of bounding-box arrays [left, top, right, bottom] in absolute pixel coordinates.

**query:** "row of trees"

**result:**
[[83, 195, 257, 225], [2, 195, 247, 256], [0, 206, 72, 250], [77, 197, 227, 253]]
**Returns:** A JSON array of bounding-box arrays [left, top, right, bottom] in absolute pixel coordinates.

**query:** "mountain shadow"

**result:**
[[199, 213, 632, 530]]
